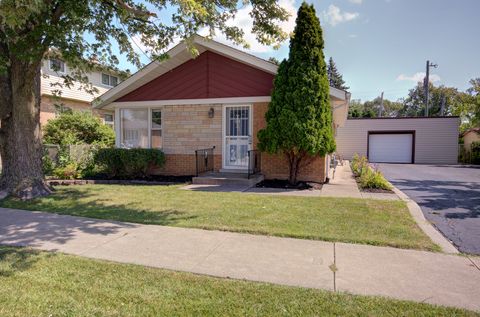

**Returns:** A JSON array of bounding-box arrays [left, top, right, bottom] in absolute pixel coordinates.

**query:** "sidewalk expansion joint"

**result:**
[[77, 231, 130, 256], [328, 242, 337, 292], [189, 236, 229, 271]]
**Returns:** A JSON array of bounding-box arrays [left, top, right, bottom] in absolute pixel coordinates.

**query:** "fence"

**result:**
[[247, 150, 261, 179], [458, 143, 480, 164], [195, 147, 215, 176]]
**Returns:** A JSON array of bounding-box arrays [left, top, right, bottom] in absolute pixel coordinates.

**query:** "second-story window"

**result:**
[[102, 73, 118, 87], [49, 59, 65, 73]]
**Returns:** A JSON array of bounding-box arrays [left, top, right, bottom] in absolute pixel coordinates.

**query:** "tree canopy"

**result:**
[[348, 78, 479, 132], [258, 2, 334, 184]]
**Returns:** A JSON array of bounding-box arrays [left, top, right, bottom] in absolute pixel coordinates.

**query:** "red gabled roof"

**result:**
[[117, 51, 274, 102]]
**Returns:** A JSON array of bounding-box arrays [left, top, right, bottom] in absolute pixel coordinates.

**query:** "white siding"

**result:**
[[336, 117, 459, 164], [40, 60, 117, 102]]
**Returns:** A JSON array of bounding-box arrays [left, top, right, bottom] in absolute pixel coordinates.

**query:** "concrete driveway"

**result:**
[[377, 164, 480, 255]]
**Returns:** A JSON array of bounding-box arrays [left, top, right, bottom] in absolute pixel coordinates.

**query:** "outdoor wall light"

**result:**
[[208, 107, 215, 118]]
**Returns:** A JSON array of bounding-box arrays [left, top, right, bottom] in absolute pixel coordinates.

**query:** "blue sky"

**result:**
[[119, 0, 480, 101]]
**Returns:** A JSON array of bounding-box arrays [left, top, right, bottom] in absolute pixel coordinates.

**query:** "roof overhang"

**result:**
[[94, 35, 350, 111]]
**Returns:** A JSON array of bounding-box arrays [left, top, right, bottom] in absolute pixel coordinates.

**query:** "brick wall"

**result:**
[[40, 95, 112, 126], [151, 154, 222, 176], [253, 102, 327, 183], [162, 104, 222, 155]]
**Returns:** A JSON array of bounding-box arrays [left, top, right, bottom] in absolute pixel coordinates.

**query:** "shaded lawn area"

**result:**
[[0, 247, 476, 316], [0, 184, 438, 251]]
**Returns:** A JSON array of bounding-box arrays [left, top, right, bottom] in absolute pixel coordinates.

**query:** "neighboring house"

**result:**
[[462, 128, 480, 151], [335, 117, 459, 164], [40, 57, 119, 127], [94, 36, 350, 183]]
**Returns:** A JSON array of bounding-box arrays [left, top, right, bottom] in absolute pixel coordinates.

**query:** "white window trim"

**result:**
[[49, 59, 66, 74], [102, 73, 118, 88], [116, 107, 162, 149]]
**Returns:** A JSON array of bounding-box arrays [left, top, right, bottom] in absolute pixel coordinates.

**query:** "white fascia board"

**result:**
[[94, 42, 191, 109], [104, 96, 272, 109], [193, 35, 278, 74]]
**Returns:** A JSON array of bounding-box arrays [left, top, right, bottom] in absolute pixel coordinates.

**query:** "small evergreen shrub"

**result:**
[[95, 148, 166, 179]]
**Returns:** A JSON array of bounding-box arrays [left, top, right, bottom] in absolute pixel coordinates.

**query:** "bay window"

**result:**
[[119, 108, 162, 149]]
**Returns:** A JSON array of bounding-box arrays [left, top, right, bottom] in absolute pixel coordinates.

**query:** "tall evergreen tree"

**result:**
[[258, 2, 335, 184], [327, 57, 349, 90]]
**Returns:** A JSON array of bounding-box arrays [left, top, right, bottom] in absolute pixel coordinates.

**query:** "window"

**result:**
[[121, 109, 148, 148], [120, 109, 162, 149], [151, 110, 162, 149], [102, 73, 119, 87], [104, 114, 114, 129], [49, 59, 65, 73]]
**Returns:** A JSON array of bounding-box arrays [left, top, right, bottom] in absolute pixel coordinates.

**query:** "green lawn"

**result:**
[[0, 246, 475, 316], [0, 184, 439, 251]]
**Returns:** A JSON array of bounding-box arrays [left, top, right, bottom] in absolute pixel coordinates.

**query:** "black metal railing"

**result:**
[[195, 147, 215, 176], [247, 150, 261, 179]]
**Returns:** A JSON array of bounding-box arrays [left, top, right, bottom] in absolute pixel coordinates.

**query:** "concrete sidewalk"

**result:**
[[0, 207, 479, 311], [321, 162, 399, 200]]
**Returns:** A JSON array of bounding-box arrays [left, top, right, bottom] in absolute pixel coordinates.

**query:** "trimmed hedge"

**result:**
[[95, 148, 166, 179]]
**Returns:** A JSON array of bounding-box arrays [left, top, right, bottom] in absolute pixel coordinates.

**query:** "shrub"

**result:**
[[53, 162, 80, 179], [359, 166, 392, 190], [43, 111, 115, 147], [351, 153, 368, 176], [351, 154, 392, 190], [95, 148, 166, 179]]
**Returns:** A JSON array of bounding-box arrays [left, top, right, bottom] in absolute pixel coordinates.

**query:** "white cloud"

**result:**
[[349, 0, 363, 4], [348, 34, 358, 38], [396, 72, 441, 83], [200, 0, 296, 53], [322, 5, 359, 26]]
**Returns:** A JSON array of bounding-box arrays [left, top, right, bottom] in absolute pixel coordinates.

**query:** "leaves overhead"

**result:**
[[0, 0, 290, 81]]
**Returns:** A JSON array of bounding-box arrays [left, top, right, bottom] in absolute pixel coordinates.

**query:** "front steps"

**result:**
[[192, 172, 264, 187]]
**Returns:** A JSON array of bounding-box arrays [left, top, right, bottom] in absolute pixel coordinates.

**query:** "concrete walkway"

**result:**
[[0, 207, 479, 311], [321, 162, 399, 200]]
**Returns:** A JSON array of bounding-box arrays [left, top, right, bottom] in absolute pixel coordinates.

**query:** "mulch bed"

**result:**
[[46, 175, 192, 186], [256, 179, 323, 190], [353, 176, 394, 194]]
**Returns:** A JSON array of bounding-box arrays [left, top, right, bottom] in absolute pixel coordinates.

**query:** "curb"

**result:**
[[392, 186, 459, 254]]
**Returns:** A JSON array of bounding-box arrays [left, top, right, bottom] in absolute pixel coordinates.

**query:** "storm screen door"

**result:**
[[223, 105, 251, 169]]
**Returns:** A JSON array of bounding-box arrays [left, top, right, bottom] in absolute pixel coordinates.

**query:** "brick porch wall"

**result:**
[[253, 103, 327, 183], [151, 154, 222, 176]]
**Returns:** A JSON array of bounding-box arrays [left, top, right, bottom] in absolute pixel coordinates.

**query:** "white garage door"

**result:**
[[368, 133, 413, 163]]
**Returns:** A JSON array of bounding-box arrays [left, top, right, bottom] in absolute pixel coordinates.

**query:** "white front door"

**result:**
[[223, 105, 251, 169]]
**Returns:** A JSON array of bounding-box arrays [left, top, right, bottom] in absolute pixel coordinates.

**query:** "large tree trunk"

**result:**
[[0, 60, 51, 199]]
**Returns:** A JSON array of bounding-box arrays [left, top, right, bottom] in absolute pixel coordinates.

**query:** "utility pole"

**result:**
[[378, 91, 384, 117], [440, 95, 446, 116], [424, 60, 438, 117]]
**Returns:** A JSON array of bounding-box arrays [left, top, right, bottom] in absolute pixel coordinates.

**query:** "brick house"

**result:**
[[40, 57, 120, 127], [94, 36, 350, 183]]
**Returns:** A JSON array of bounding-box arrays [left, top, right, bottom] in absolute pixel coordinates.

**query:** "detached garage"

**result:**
[[335, 117, 459, 164]]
